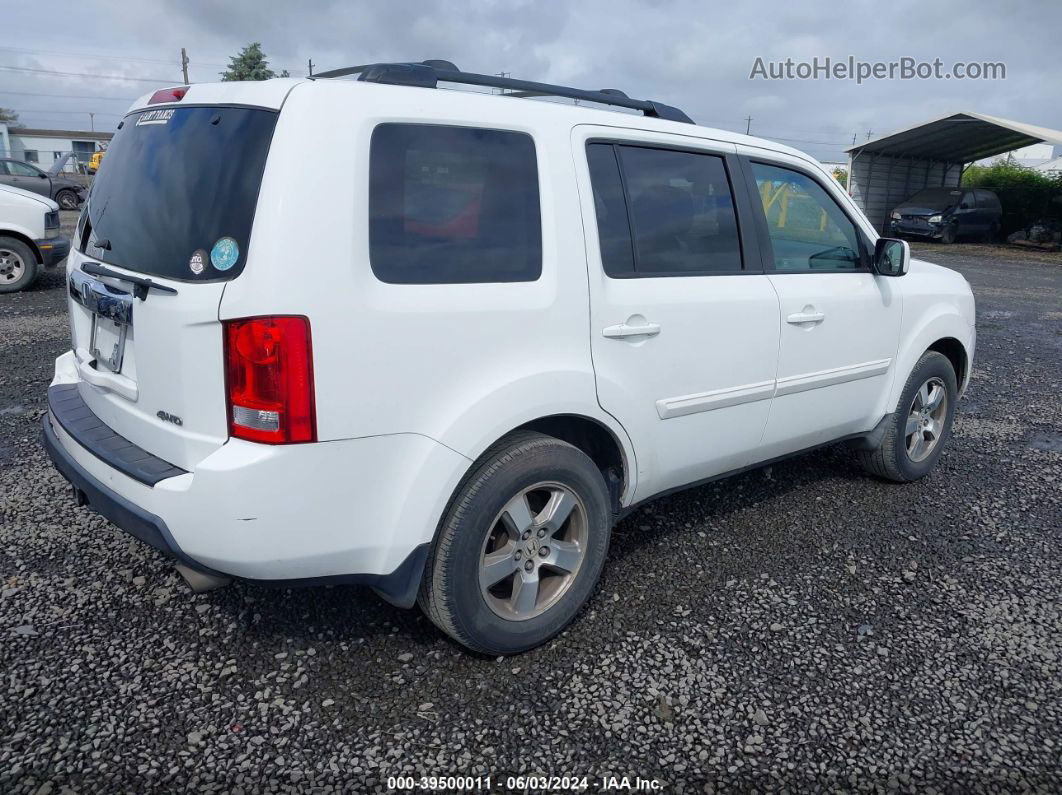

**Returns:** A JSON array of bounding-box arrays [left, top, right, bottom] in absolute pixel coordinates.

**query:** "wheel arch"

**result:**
[[927, 337, 968, 390], [887, 309, 974, 413], [0, 229, 43, 264], [513, 414, 630, 513]]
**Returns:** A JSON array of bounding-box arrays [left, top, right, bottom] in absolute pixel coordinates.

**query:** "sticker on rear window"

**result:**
[[136, 108, 175, 126], [188, 249, 207, 275], [210, 237, 239, 271]]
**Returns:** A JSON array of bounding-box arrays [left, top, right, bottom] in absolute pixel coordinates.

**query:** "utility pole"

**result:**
[[745, 116, 752, 134], [865, 129, 874, 141], [88, 112, 95, 132], [308, 59, 314, 77], [180, 48, 190, 83], [851, 133, 858, 146]]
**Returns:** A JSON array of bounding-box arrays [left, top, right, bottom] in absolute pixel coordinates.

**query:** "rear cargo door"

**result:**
[[65, 103, 278, 471]]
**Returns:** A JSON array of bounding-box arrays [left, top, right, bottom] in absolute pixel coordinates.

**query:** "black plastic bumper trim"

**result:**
[[40, 412, 429, 607], [38, 235, 70, 267], [47, 384, 188, 486]]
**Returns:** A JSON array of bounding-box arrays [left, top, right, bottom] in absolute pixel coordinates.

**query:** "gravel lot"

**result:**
[[1, 223, 1060, 793]]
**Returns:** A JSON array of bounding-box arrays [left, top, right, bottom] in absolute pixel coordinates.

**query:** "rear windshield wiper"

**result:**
[[81, 261, 178, 301]]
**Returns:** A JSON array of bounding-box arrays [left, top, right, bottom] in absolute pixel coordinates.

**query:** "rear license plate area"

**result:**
[[90, 313, 128, 372]]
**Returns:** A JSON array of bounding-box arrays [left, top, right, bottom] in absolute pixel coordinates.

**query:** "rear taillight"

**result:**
[[223, 316, 316, 444]]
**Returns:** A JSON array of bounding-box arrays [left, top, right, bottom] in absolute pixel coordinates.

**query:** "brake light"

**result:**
[[223, 316, 316, 444], [148, 86, 188, 104]]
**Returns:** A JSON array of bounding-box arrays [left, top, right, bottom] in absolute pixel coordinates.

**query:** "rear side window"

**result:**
[[586, 143, 743, 276], [83, 106, 278, 281], [369, 124, 541, 284], [975, 190, 1001, 211]]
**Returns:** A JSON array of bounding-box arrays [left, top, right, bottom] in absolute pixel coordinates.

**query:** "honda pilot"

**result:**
[[43, 62, 976, 654]]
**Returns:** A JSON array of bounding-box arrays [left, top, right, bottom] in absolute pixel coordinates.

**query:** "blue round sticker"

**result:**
[[210, 237, 239, 271]]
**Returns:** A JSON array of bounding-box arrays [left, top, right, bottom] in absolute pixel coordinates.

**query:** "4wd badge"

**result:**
[[157, 410, 183, 427]]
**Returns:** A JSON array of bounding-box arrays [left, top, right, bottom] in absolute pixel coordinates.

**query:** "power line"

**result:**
[[0, 65, 175, 83], [0, 89, 134, 101], [0, 44, 196, 67], [13, 108, 123, 115], [0, 45, 300, 74]]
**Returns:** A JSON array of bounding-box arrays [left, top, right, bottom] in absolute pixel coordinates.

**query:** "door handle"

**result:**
[[603, 321, 661, 339], [786, 311, 825, 324]]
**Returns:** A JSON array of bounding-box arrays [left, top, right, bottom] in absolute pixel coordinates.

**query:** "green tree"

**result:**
[[831, 167, 848, 189], [963, 160, 1062, 234], [219, 42, 290, 81], [0, 107, 21, 128]]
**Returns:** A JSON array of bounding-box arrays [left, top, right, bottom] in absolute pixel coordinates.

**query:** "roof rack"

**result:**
[[311, 60, 693, 124]]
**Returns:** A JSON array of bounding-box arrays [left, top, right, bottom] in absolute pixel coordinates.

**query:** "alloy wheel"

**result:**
[[905, 377, 948, 462], [479, 482, 588, 621]]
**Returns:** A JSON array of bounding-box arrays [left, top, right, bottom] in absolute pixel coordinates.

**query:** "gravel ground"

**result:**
[[1, 224, 1060, 793]]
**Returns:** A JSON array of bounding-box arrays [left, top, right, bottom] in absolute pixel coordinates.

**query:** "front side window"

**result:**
[[751, 162, 863, 271], [369, 124, 541, 284], [587, 143, 742, 276]]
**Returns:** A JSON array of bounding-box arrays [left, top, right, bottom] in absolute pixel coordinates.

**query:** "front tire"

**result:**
[[0, 237, 39, 293], [858, 351, 958, 482], [55, 190, 79, 210], [939, 224, 957, 245], [418, 432, 612, 655]]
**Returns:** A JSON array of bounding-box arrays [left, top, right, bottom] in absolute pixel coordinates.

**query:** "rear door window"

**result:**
[[586, 143, 743, 276], [82, 105, 278, 281], [369, 123, 541, 284]]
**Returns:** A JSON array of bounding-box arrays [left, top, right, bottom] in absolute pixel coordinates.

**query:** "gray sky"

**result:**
[[2, 0, 1060, 162]]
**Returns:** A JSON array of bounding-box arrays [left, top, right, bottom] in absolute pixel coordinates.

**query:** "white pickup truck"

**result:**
[[0, 183, 69, 292]]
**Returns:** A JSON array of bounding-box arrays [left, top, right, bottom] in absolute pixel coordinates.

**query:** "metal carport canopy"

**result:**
[[844, 111, 1062, 232]]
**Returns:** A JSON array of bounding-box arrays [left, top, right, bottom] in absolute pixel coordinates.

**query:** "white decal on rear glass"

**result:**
[[189, 249, 207, 275], [137, 109, 176, 126]]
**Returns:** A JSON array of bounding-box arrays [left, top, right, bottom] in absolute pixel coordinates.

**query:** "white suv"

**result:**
[[43, 62, 975, 654]]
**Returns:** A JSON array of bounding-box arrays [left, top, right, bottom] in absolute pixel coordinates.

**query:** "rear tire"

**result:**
[[858, 351, 958, 482], [418, 431, 611, 655], [0, 237, 39, 293]]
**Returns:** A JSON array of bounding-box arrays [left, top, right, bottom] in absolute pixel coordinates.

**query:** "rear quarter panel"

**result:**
[[219, 81, 637, 494]]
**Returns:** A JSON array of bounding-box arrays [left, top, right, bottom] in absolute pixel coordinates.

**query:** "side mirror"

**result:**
[[873, 237, 909, 277], [39, 173, 48, 179]]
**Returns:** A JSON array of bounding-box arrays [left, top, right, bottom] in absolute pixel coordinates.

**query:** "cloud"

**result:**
[[2, 0, 1060, 164]]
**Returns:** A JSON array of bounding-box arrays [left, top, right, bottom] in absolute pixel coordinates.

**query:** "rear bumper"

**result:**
[[42, 409, 431, 606], [37, 236, 70, 267], [42, 358, 471, 606]]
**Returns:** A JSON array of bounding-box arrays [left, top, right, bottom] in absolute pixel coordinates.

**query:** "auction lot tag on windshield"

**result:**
[[136, 108, 175, 126]]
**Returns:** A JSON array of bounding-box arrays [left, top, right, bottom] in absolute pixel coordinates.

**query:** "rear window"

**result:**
[[369, 123, 541, 284], [81, 105, 277, 281]]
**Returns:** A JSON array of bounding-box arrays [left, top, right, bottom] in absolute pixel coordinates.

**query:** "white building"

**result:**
[[1035, 156, 1062, 176], [980, 142, 1060, 169], [0, 123, 113, 171]]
